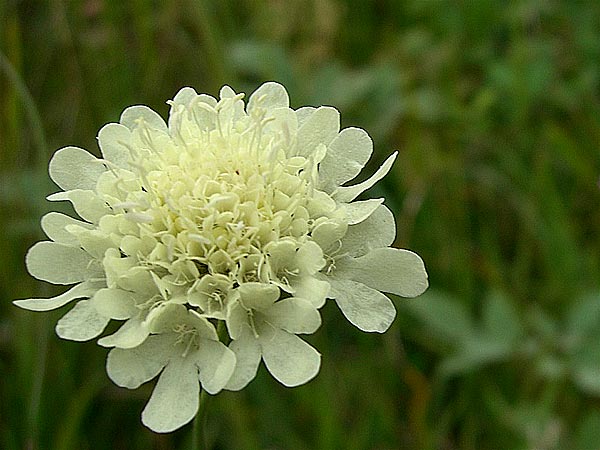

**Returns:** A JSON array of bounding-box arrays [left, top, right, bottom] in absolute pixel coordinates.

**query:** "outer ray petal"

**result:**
[[106, 334, 175, 388], [267, 297, 322, 334], [260, 327, 321, 387], [225, 326, 262, 391], [120, 105, 168, 132], [225, 300, 247, 341], [296, 106, 340, 157], [293, 276, 330, 308], [13, 281, 98, 311], [319, 127, 373, 190], [340, 204, 396, 257], [195, 339, 236, 394], [170, 86, 198, 107], [295, 106, 316, 126], [41, 212, 93, 245], [97, 316, 149, 349], [333, 151, 398, 203], [49, 146, 106, 191], [311, 220, 347, 253], [47, 189, 110, 223], [90, 288, 138, 320], [335, 248, 429, 298], [238, 282, 279, 311], [247, 81, 290, 113], [328, 278, 396, 333], [26, 241, 93, 285], [55, 299, 110, 341], [141, 357, 199, 433], [344, 198, 384, 225], [97, 123, 132, 167]]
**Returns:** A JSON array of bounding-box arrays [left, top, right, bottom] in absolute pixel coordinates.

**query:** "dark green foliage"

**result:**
[[2, 1, 600, 449]]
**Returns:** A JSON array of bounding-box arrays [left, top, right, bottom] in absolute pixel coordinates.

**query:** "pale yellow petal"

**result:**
[[296, 106, 340, 157], [49, 146, 106, 191], [333, 152, 398, 203], [26, 241, 93, 285], [41, 212, 92, 245], [319, 127, 373, 190]]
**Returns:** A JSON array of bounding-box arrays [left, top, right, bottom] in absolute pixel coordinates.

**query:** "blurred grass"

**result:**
[[2, 0, 600, 449]]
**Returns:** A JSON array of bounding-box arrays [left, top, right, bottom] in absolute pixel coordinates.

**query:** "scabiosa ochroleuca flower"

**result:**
[[15, 82, 428, 432]]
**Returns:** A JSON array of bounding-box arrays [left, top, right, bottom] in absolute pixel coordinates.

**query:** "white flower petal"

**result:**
[[48, 146, 106, 191], [296, 106, 340, 157], [47, 189, 111, 223], [55, 299, 110, 341], [148, 303, 189, 333], [120, 105, 168, 132], [41, 212, 92, 245], [75, 228, 116, 259], [195, 339, 236, 394], [141, 356, 199, 433], [226, 299, 248, 341], [238, 282, 279, 311], [260, 327, 321, 387], [219, 85, 237, 99], [311, 220, 347, 253], [97, 123, 132, 167], [293, 276, 330, 308], [297, 241, 326, 274], [106, 334, 175, 388], [267, 297, 322, 334], [247, 82, 290, 113], [336, 248, 428, 298], [218, 86, 245, 123], [264, 107, 298, 142], [90, 288, 138, 320], [97, 316, 149, 349], [328, 278, 396, 333], [333, 151, 398, 203], [169, 93, 217, 139], [26, 241, 93, 285], [13, 281, 98, 311], [319, 127, 373, 190], [344, 198, 384, 225], [340, 204, 396, 256], [295, 106, 316, 127], [170, 86, 199, 107], [225, 326, 262, 391], [188, 310, 220, 340]]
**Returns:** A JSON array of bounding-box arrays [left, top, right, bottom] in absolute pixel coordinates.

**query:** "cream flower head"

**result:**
[[15, 82, 428, 432]]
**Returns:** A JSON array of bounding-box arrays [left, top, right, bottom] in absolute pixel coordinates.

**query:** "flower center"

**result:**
[[97, 105, 334, 303]]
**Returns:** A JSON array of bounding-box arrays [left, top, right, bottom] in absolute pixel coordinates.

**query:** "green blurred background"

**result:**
[[2, 1, 600, 449]]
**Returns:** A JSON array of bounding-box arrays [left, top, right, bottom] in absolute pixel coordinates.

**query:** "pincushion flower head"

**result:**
[[15, 82, 428, 433]]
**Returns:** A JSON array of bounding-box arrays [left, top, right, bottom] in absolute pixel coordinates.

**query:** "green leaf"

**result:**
[[482, 290, 524, 345], [565, 292, 600, 343], [571, 338, 600, 396], [401, 290, 473, 343], [573, 410, 600, 450], [440, 335, 513, 377]]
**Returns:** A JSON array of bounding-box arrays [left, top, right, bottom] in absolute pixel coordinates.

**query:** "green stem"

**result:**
[[192, 389, 210, 450], [0, 50, 48, 170]]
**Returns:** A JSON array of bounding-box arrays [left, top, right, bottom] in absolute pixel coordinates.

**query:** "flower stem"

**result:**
[[192, 389, 210, 450]]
